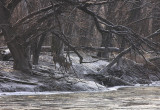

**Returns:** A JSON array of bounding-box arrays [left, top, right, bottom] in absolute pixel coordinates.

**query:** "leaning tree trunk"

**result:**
[[0, 2, 32, 73], [51, 15, 64, 57]]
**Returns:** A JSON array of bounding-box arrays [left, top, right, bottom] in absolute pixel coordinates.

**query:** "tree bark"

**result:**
[[51, 16, 64, 57], [3, 27, 32, 72], [32, 33, 46, 65], [0, 2, 32, 73], [97, 33, 112, 59], [51, 34, 64, 56]]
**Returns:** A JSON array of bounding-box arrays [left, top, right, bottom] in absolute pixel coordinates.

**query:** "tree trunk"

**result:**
[[51, 15, 64, 57], [7, 39, 32, 72], [32, 33, 46, 65], [97, 33, 112, 59], [51, 34, 64, 56], [0, 2, 32, 73]]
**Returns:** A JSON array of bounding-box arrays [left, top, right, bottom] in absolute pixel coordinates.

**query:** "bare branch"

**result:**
[[13, 4, 54, 28], [6, 0, 22, 12]]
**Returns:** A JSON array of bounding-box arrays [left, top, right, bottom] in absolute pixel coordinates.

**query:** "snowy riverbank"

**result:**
[[0, 52, 160, 92]]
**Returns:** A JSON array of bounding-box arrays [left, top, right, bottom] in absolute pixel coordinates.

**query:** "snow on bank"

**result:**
[[0, 91, 73, 96], [1, 53, 160, 96], [1, 81, 160, 96], [72, 79, 107, 91], [149, 81, 160, 86], [135, 81, 160, 87], [82, 60, 109, 72], [70, 53, 109, 72]]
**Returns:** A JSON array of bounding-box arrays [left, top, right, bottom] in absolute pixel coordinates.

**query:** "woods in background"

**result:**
[[0, 0, 160, 73]]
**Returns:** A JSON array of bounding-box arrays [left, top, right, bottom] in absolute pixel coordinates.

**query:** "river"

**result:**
[[0, 86, 160, 110]]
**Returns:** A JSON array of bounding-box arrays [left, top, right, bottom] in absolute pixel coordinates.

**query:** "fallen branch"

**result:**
[[99, 47, 131, 75]]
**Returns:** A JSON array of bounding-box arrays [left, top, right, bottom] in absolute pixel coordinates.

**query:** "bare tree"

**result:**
[[0, 0, 160, 74], [0, 0, 32, 73]]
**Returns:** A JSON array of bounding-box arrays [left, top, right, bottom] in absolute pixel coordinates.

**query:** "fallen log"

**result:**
[[75, 46, 120, 52], [0, 46, 120, 61], [40, 46, 120, 53]]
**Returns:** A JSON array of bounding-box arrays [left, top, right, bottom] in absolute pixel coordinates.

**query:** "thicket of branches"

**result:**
[[0, 0, 160, 73]]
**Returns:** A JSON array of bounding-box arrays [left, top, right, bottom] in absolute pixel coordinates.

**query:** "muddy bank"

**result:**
[[0, 87, 160, 110]]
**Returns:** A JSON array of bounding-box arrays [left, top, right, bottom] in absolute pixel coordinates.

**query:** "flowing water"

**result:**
[[0, 86, 160, 110]]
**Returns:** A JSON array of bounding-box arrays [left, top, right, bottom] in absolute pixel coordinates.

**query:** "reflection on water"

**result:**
[[0, 87, 160, 110]]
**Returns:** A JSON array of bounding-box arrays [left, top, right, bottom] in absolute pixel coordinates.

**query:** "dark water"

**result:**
[[0, 87, 160, 110]]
